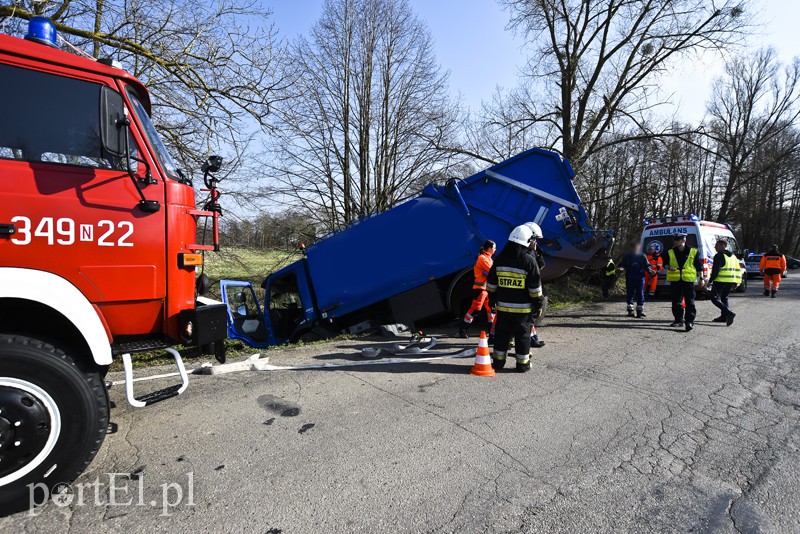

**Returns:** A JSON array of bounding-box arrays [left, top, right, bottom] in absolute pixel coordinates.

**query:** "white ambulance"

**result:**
[[640, 214, 748, 293]]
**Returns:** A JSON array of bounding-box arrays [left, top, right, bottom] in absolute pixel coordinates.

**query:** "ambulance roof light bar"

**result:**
[[644, 214, 700, 225]]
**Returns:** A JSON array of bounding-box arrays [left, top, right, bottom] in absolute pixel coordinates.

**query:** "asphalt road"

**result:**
[[3, 278, 799, 533]]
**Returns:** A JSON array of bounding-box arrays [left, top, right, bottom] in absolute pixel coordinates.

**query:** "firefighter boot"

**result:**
[[763, 289, 770, 296], [515, 356, 531, 373], [712, 315, 727, 323], [531, 334, 545, 348], [491, 353, 506, 370], [771, 290, 777, 298]]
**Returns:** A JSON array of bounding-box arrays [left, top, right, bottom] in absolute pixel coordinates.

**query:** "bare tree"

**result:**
[[480, 0, 750, 169], [577, 126, 717, 247], [1, 0, 283, 177], [706, 47, 800, 222], [269, 0, 462, 231]]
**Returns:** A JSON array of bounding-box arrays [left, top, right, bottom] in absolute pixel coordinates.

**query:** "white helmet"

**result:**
[[508, 224, 534, 246], [524, 222, 543, 239]]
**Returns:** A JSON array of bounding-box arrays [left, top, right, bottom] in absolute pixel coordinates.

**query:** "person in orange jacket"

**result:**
[[760, 245, 787, 298], [457, 240, 496, 338], [644, 243, 663, 297]]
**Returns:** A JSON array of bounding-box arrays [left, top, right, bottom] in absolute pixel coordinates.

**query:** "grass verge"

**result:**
[[545, 274, 624, 310], [201, 246, 299, 284]]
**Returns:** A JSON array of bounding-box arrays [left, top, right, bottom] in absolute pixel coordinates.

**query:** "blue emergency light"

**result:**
[[25, 17, 58, 48]]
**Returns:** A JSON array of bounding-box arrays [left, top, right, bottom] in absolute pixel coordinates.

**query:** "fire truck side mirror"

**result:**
[[100, 86, 126, 157]]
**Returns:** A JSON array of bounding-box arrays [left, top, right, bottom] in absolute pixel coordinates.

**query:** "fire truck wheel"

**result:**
[[0, 335, 109, 516]]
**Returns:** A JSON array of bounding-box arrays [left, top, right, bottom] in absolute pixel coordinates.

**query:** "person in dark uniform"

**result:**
[[617, 241, 649, 318], [708, 239, 741, 326], [661, 233, 705, 331], [488, 223, 546, 348], [486, 224, 544, 373]]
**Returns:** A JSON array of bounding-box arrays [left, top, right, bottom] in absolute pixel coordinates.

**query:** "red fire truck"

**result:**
[[0, 18, 228, 512]]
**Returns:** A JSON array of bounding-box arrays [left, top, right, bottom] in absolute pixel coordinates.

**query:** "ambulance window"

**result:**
[[716, 235, 740, 255], [0, 64, 128, 169]]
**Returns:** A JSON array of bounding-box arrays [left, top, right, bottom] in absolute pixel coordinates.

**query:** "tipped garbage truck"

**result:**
[[222, 148, 613, 347]]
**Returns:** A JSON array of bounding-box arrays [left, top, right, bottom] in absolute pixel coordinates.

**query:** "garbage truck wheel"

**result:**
[[0, 335, 109, 516]]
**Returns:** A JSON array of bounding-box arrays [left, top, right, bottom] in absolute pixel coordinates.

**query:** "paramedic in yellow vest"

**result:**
[[660, 232, 704, 332], [708, 240, 741, 326]]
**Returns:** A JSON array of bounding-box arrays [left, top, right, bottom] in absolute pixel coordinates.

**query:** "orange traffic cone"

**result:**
[[470, 331, 495, 377]]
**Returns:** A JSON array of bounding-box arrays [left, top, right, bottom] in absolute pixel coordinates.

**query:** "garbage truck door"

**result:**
[[262, 263, 318, 343], [220, 280, 270, 348]]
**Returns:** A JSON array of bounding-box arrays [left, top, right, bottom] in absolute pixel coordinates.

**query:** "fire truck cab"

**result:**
[[0, 18, 227, 513]]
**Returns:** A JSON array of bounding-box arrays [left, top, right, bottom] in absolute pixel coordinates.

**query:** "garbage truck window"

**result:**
[[269, 274, 304, 340], [0, 63, 126, 169]]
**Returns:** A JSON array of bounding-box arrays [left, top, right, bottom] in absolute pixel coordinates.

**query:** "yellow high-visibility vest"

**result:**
[[715, 254, 742, 284], [667, 248, 698, 283]]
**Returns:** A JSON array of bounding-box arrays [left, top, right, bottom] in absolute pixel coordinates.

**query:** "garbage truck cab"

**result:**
[[640, 214, 748, 293]]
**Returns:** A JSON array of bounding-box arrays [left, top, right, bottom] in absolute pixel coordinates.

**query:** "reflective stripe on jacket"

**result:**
[[760, 253, 786, 274], [714, 254, 741, 284], [667, 248, 698, 282], [646, 254, 663, 274], [487, 244, 543, 314], [604, 259, 616, 277], [473, 251, 493, 289]]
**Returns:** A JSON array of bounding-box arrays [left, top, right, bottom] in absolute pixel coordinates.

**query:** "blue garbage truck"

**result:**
[[221, 148, 613, 347]]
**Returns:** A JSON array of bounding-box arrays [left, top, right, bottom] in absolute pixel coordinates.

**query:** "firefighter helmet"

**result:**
[[508, 225, 535, 246], [524, 222, 544, 239]]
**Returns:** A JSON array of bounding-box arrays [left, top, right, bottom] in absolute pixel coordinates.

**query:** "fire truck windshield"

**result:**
[[126, 87, 180, 180]]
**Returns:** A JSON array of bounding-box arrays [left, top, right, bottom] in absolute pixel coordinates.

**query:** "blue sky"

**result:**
[[268, 0, 798, 121]]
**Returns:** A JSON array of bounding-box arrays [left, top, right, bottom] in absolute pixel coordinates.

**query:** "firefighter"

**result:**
[[708, 239, 741, 326], [486, 224, 544, 373], [661, 233, 705, 331], [644, 243, 663, 297], [488, 223, 546, 348], [759, 244, 787, 298], [525, 222, 546, 348], [457, 240, 496, 338], [617, 241, 649, 318], [601, 257, 617, 298]]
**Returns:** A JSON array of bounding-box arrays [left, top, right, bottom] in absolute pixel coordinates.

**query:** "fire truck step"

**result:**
[[122, 348, 189, 408], [112, 337, 173, 355], [131, 384, 183, 406]]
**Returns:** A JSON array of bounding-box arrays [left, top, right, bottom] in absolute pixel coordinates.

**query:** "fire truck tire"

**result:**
[[0, 335, 109, 516]]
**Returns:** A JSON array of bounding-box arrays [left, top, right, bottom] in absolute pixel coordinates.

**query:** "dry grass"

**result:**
[[201, 246, 300, 284]]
